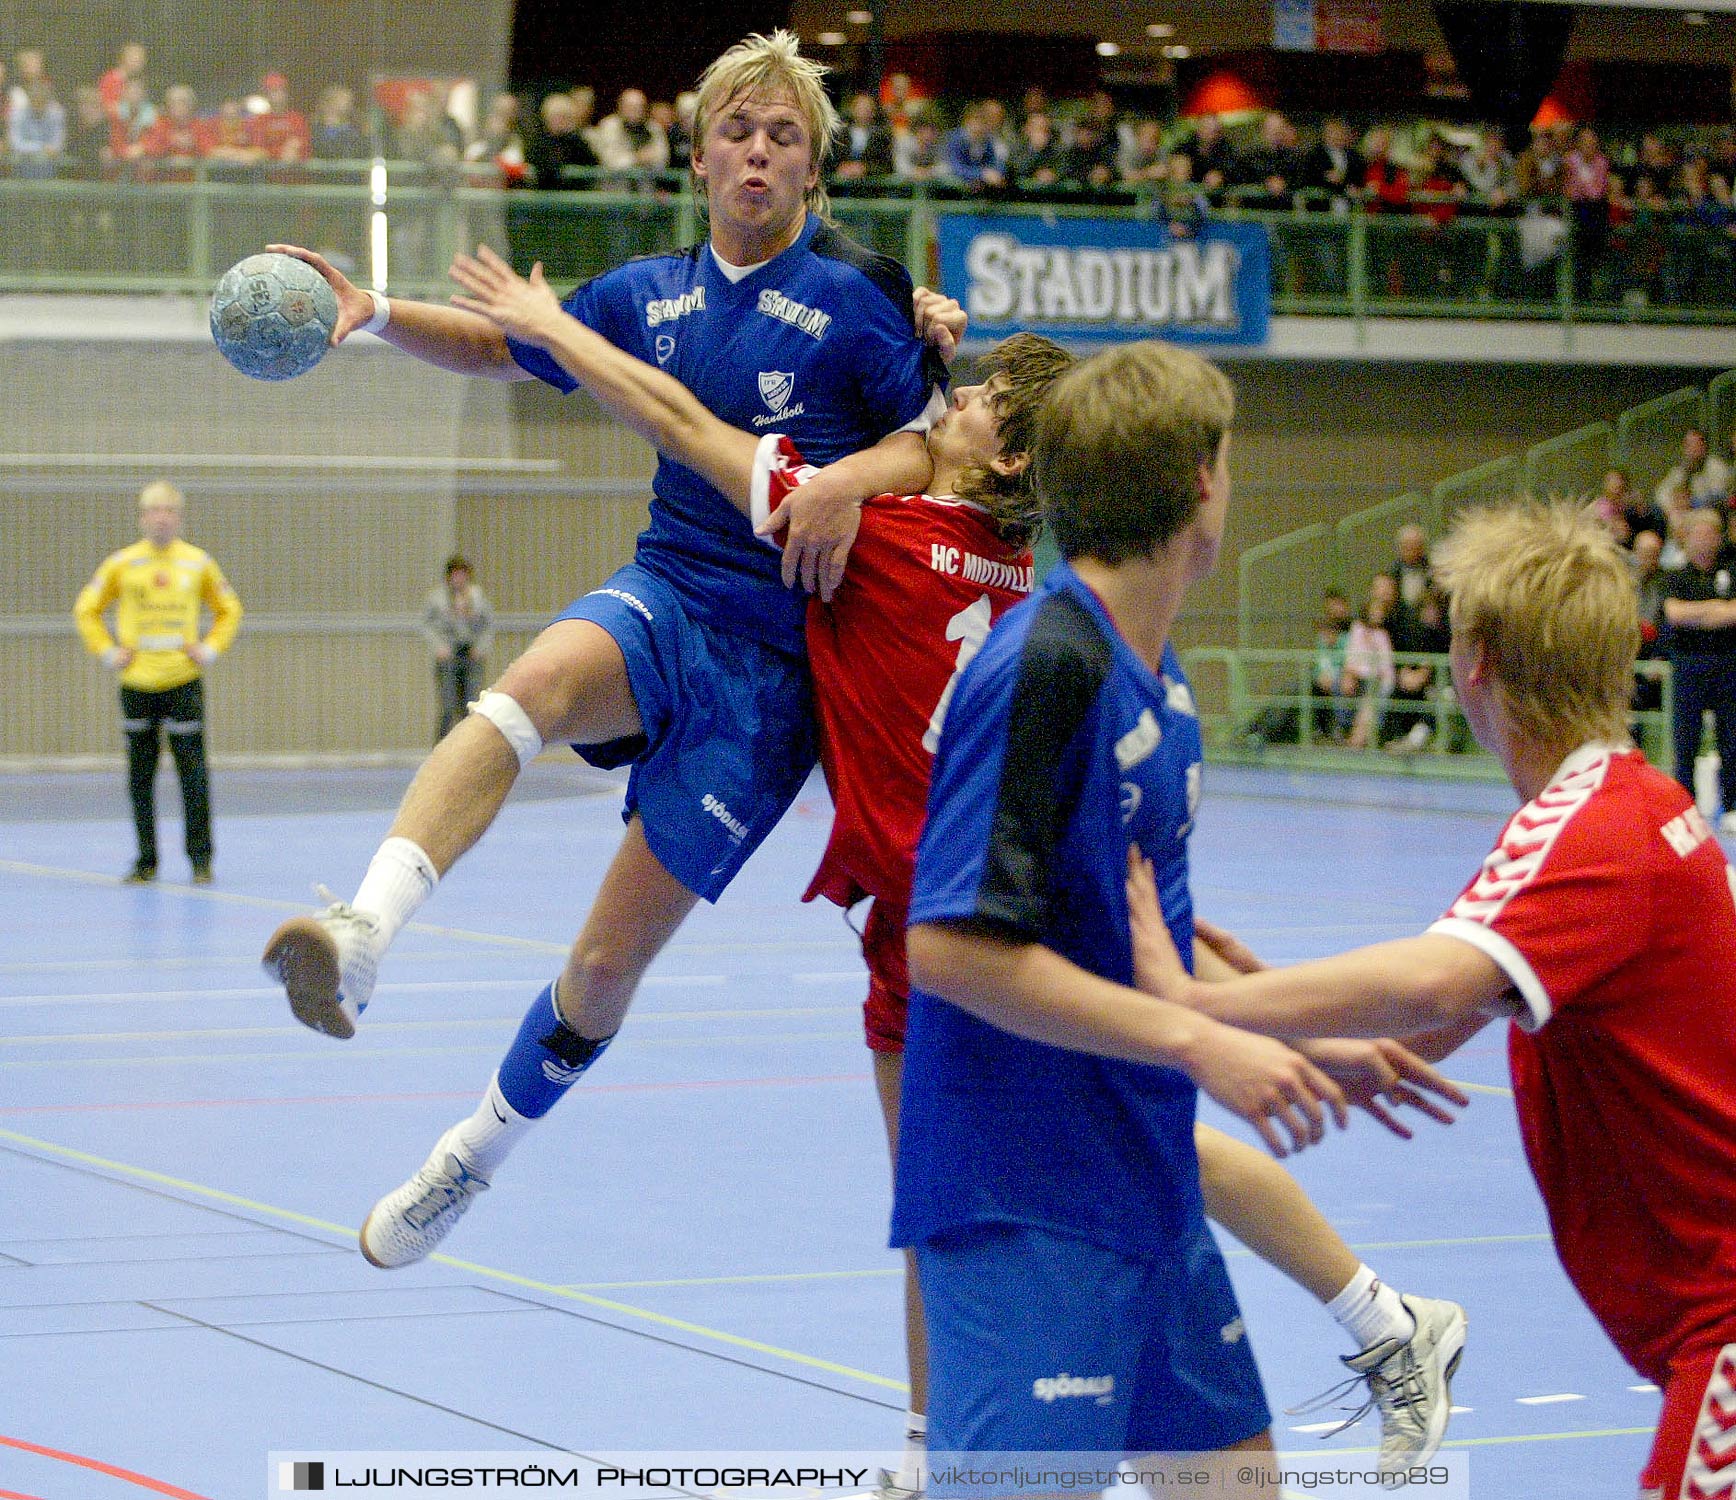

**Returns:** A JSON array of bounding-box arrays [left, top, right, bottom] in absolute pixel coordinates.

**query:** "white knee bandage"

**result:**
[[470, 689, 544, 770]]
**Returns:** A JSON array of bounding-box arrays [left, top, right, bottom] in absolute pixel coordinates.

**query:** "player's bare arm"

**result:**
[[450, 247, 760, 505], [1664, 596, 1736, 628], [1155, 862, 1467, 1137], [906, 919, 1349, 1159], [266, 243, 530, 379]]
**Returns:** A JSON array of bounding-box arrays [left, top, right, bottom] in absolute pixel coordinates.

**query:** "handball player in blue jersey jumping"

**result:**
[[260, 31, 955, 1266]]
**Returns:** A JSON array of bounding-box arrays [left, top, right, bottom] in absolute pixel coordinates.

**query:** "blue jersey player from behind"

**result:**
[[260, 32, 950, 1267], [896, 342, 1349, 1497]]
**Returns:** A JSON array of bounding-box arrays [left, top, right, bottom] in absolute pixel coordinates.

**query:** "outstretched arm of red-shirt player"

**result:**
[[451, 246, 762, 512]]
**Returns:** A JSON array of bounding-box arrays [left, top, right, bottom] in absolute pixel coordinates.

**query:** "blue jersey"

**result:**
[[509, 213, 942, 652], [892, 560, 1208, 1261]]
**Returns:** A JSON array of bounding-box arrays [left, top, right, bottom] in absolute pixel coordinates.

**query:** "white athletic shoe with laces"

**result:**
[[1297, 1294, 1466, 1479], [359, 1124, 490, 1268], [261, 889, 382, 1040]]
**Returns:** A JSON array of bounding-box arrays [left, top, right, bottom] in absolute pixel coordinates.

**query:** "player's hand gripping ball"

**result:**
[[209, 252, 339, 380]]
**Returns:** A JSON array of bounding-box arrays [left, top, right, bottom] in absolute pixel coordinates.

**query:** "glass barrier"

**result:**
[[4, 167, 1735, 330]]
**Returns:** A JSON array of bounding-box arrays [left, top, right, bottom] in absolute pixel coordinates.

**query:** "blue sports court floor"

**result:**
[[1, 760, 1669, 1498]]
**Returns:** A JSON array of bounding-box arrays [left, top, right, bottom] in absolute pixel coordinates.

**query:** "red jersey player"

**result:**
[[451, 246, 1472, 1483], [1137, 500, 1736, 1500]]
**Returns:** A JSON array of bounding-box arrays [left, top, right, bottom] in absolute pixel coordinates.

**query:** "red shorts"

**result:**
[[860, 899, 910, 1054], [1640, 1340, 1736, 1499]]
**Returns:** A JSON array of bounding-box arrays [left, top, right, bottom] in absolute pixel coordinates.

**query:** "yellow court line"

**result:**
[[0, 1125, 905, 1394]]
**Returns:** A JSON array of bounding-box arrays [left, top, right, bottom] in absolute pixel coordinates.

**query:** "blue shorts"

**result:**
[[555, 564, 817, 903], [915, 1221, 1269, 1486]]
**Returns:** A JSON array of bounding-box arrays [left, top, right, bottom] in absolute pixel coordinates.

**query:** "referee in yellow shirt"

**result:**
[[74, 481, 243, 883]]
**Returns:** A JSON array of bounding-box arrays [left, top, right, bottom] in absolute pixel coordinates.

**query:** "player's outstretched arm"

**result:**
[[265, 243, 529, 379], [449, 246, 760, 511], [907, 919, 1348, 1159]]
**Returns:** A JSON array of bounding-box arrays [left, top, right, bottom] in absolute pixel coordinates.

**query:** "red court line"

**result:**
[[0, 1073, 872, 1115], [0, 1435, 211, 1499], [0, 1488, 50, 1499]]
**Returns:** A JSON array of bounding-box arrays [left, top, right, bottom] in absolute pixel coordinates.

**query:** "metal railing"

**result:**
[[6, 167, 1736, 328], [1180, 646, 1674, 776]]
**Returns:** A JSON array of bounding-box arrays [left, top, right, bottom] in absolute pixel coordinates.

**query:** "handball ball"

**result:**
[[209, 252, 339, 381]]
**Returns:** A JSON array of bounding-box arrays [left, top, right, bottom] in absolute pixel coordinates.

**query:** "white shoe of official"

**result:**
[[1341, 1295, 1467, 1476], [360, 1124, 491, 1268], [261, 891, 382, 1040]]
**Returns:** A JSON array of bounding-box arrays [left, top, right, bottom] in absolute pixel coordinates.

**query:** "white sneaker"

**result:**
[[1719, 810, 1736, 837], [359, 1124, 490, 1268], [1340, 1295, 1467, 1476], [261, 891, 382, 1040]]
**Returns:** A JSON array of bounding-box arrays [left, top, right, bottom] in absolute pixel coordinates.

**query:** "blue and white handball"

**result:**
[[209, 252, 340, 381]]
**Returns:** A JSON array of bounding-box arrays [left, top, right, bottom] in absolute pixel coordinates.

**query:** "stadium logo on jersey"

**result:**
[[757, 288, 832, 340], [1032, 1373, 1115, 1405], [644, 286, 705, 328], [758, 370, 796, 413], [655, 334, 676, 365], [1115, 709, 1162, 771]]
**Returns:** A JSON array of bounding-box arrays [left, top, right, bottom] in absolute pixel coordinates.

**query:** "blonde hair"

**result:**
[[691, 30, 839, 219], [1034, 341, 1234, 564], [138, 480, 184, 511], [1431, 500, 1639, 749]]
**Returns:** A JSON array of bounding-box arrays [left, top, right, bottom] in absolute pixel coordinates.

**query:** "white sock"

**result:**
[[352, 837, 438, 946], [450, 1073, 536, 1178], [895, 1410, 925, 1492], [1327, 1263, 1416, 1351]]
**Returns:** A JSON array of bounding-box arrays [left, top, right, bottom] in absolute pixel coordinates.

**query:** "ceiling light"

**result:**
[[818, 30, 848, 44], [1163, 44, 1191, 58], [1097, 41, 1122, 56], [1147, 22, 1175, 38], [848, 8, 873, 21], [1685, 9, 1709, 21]]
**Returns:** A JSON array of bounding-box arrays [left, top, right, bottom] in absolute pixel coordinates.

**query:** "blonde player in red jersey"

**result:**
[[1133, 500, 1736, 1500], [450, 245, 1470, 1483]]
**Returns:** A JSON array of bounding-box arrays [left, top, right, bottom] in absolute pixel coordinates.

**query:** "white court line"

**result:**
[[1517, 1394, 1586, 1405], [1630, 1384, 1661, 1394]]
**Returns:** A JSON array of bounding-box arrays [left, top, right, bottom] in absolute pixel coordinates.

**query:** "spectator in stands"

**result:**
[[1458, 127, 1514, 210], [1302, 116, 1365, 212], [1060, 112, 1118, 190], [1656, 427, 1733, 512], [138, 84, 206, 170], [528, 91, 598, 188], [311, 86, 366, 160], [1174, 113, 1233, 193], [591, 87, 668, 178], [893, 106, 944, 182], [251, 72, 309, 163], [1009, 109, 1064, 189], [883, 71, 918, 137], [1515, 124, 1565, 203], [1663, 508, 1736, 831], [465, 91, 528, 186], [1362, 126, 1410, 212], [9, 75, 65, 178], [1632, 526, 1668, 656], [1312, 587, 1355, 736], [834, 90, 893, 180], [66, 85, 114, 178], [1238, 111, 1300, 208], [667, 91, 698, 173], [207, 99, 264, 166], [1120, 117, 1167, 186], [943, 102, 1008, 190], [1412, 134, 1469, 293], [1160, 150, 1209, 238], [8, 47, 47, 120], [1597, 466, 1666, 541], [1388, 523, 1433, 611], [98, 41, 146, 120], [979, 96, 1011, 153], [1629, 133, 1681, 200], [1565, 126, 1613, 288], [1385, 586, 1450, 751], [1339, 580, 1397, 749], [108, 75, 156, 165], [392, 89, 462, 181]]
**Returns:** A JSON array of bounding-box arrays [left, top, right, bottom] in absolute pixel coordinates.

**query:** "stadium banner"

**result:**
[[936, 215, 1271, 347]]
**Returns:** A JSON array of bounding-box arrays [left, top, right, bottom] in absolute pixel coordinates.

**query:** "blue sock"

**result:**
[[494, 980, 614, 1119]]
